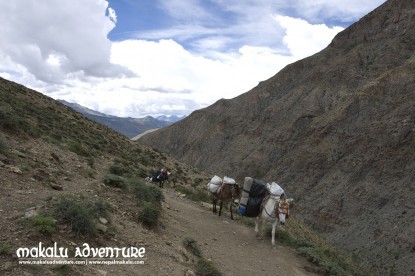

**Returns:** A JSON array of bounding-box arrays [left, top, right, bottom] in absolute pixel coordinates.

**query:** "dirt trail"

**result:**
[[161, 189, 319, 276]]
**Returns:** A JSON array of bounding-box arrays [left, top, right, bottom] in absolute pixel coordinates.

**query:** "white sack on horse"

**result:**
[[210, 175, 222, 185], [223, 176, 236, 185], [207, 175, 222, 193], [268, 182, 285, 196]]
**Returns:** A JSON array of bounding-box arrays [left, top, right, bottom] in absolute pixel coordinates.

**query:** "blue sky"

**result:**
[[0, 0, 386, 118]]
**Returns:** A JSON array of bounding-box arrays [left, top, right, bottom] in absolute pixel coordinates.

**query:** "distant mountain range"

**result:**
[[58, 100, 184, 138]]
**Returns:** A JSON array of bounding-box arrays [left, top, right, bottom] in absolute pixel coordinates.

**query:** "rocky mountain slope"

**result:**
[[59, 100, 173, 139], [139, 0, 415, 274], [2, 77, 357, 275]]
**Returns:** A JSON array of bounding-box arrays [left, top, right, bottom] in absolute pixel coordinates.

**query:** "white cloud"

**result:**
[[0, 0, 132, 84], [57, 15, 342, 117], [275, 15, 344, 58], [0, 0, 382, 118]]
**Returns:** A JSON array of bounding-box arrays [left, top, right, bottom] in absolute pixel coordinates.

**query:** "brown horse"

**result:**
[[209, 183, 241, 220]]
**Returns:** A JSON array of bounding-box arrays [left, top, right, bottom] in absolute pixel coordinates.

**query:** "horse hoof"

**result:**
[[256, 236, 263, 240], [272, 246, 276, 250]]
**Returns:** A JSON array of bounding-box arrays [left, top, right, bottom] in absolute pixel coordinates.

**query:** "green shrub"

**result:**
[[103, 174, 126, 188], [195, 259, 222, 276], [138, 202, 161, 228], [132, 180, 164, 203], [109, 163, 124, 176], [53, 197, 102, 237], [182, 237, 202, 257], [29, 216, 56, 235], [86, 198, 111, 218]]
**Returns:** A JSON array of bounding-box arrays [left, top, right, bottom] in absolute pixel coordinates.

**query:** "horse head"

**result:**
[[231, 183, 241, 206], [276, 194, 290, 225]]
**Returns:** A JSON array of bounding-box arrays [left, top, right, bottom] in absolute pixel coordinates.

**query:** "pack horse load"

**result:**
[[207, 175, 292, 248], [207, 175, 241, 220], [239, 177, 292, 249]]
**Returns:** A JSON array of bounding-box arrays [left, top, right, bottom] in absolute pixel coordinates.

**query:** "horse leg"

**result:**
[[229, 202, 234, 220], [218, 201, 223, 216], [260, 216, 266, 240], [256, 216, 264, 240], [212, 199, 217, 213], [271, 220, 278, 249]]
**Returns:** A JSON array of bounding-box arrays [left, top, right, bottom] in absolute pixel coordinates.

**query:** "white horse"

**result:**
[[255, 192, 292, 249]]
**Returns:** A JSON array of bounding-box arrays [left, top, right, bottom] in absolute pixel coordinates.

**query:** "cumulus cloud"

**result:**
[[0, 0, 133, 84], [275, 16, 344, 58]]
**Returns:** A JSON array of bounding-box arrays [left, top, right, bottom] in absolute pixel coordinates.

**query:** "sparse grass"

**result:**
[[297, 246, 350, 275], [0, 244, 11, 255], [0, 110, 40, 137], [174, 185, 210, 202], [235, 216, 256, 227], [182, 237, 222, 276], [182, 237, 202, 257], [52, 265, 72, 276], [67, 140, 93, 157]]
